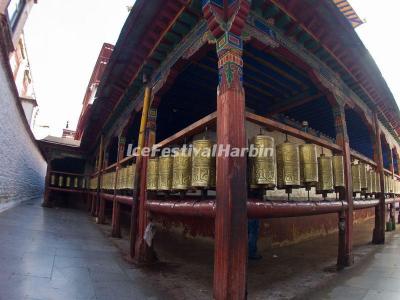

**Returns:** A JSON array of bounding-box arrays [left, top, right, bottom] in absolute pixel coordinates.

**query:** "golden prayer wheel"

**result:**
[[359, 163, 368, 191], [66, 176, 71, 188], [81, 178, 86, 189], [299, 143, 318, 188], [119, 167, 125, 189], [58, 175, 63, 187], [191, 139, 214, 188], [50, 174, 56, 186], [128, 164, 136, 189], [332, 155, 345, 188], [351, 163, 361, 193], [252, 135, 276, 189], [172, 149, 191, 190], [276, 141, 300, 190], [384, 175, 388, 194], [147, 158, 159, 191], [317, 154, 334, 194], [248, 157, 258, 189], [367, 170, 373, 194], [158, 155, 173, 191], [73, 177, 78, 188]]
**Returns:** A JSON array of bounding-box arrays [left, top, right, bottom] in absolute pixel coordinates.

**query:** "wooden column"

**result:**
[[372, 113, 386, 244], [388, 147, 395, 230], [111, 136, 126, 238], [98, 150, 108, 224], [94, 135, 105, 218], [129, 76, 152, 260], [134, 107, 157, 263], [333, 104, 354, 267], [213, 36, 248, 300]]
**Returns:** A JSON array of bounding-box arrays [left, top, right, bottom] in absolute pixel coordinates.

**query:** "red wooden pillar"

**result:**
[[112, 136, 126, 238], [388, 146, 395, 230], [202, 1, 250, 298], [372, 112, 386, 244], [134, 107, 157, 263], [333, 104, 354, 267], [98, 150, 108, 224], [94, 135, 105, 218]]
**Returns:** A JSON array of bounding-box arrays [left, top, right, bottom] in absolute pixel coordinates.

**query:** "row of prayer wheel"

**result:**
[[100, 164, 136, 190], [147, 140, 216, 191], [248, 136, 342, 194], [351, 163, 380, 194], [50, 174, 86, 189], [89, 176, 98, 190], [383, 174, 400, 194]]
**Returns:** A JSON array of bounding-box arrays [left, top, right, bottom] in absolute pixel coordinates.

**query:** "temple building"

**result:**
[[38, 0, 400, 298]]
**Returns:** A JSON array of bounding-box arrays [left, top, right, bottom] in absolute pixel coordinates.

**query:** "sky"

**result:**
[[24, 1, 400, 139], [24, 0, 133, 138]]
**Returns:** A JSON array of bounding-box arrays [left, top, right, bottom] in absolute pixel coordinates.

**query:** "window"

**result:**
[[7, 0, 26, 30]]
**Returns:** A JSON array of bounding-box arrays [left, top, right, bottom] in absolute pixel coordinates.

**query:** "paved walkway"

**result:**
[[0, 199, 172, 300], [309, 230, 400, 300]]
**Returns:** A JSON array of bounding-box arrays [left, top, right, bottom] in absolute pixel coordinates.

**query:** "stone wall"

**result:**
[[0, 40, 46, 212]]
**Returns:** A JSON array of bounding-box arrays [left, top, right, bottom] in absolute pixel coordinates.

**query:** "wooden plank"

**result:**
[[246, 112, 342, 151]]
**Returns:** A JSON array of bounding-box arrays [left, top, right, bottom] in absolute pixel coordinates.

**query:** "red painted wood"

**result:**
[[373, 112, 386, 243], [334, 105, 354, 267]]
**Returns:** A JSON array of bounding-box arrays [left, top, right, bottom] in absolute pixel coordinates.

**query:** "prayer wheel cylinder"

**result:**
[[66, 176, 71, 188], [50, 174, 56, 186], [147, 158, 159, 191], [317, 154, 334, 193], [359, 163, 368, 191], [172, 149, 191, 190], [384, 175, 388, 194], [276, 142, 300, 189], [332, 155, 345, 188], [299, 143, 318, 187], [352, 164, 362, 193], [158, 155, 173, 191], [58, 175, 63, 187], [74, 177, 78, 188], [367, 170, 373, 194], [191, 139, 214, 188], [248, 158, 258, 189], [253, 135, 276, 189], [81, 178, 86, 189], [128, 165, 135, 190]]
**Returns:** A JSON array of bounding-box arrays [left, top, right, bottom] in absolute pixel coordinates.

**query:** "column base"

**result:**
[[372, 227, 385, 244], [133, 239, 157, 265]]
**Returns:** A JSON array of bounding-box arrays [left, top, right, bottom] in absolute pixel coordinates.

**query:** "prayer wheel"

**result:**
[[81, 178, 86, 189], [332, 155, 345, 188], [191, 139, 214, 188], [66, 176, 71, 188], [158, 155, 173, 191], [276, 141, 300, 191], [352, 163, 361, 193], [376, 172, 381, 194], [58, 175, 63, 187], [253, 135, 276, 189], [384, 175, 389, 194], [127, 165, 135, 190], [359, 163, 368, 191], [172, 149, 191, 190], [120, 167, 127, 189], [50, 174, 56, 186], [367, 170, 373, 194], [317, 154, 334, 195], [147, 158, 159, 191], [74, 177, 78, 188], [299, 143, 318, 188], [248, 158, 258, 189]]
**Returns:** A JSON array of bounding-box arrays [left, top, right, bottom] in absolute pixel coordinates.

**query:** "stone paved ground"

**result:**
[[307, 231, 400, 300], [1, 198, 398, 300], [0, 199, 173, 300]]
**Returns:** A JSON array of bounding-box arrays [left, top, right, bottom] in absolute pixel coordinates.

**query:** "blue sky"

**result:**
[[24, 0, 400, 138]]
